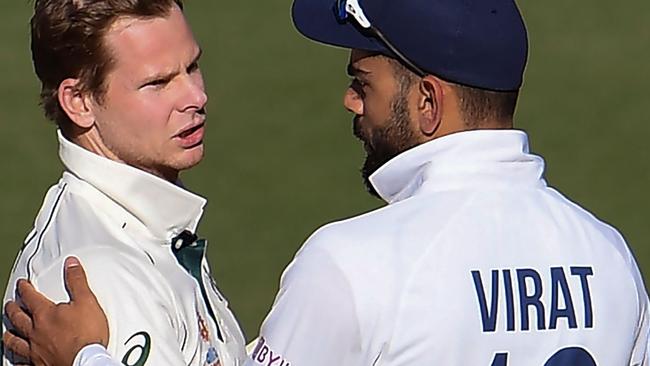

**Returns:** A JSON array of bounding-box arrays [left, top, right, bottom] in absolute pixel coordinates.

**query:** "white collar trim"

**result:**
[[58, 130, 206, 241], [369, 129, 546, 204]]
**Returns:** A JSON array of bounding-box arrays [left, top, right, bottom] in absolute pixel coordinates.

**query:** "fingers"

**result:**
[[63, 256, 94, 303], [4, 301, 33, 338], [2, 330, 30, 360], [15, 279, 52, 316]]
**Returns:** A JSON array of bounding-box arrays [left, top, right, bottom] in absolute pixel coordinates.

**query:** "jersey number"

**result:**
[[122, 331, 151, 366], [491, 347, 596, 366]]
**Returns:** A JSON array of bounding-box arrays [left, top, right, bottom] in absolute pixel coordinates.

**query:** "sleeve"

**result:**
[[73, 345, 122, 366], [34, 249, 188, 366], [630, 285, 650, 366], [607, 229, 650, 366], [244, 245, 362, 366]]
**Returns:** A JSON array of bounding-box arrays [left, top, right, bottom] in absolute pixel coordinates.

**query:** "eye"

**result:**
[[353, 78, 368, 88], [142, 78, 170, 89], [187, 62, 199, 74], [349, 78, 367, 98]]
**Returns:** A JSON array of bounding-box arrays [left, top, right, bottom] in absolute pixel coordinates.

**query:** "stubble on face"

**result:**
[[354, 86, 419, 198]]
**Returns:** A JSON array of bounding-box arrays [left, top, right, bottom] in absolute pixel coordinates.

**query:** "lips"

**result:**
[[174, 122, 205, 148], [179, 123, 202, 138]]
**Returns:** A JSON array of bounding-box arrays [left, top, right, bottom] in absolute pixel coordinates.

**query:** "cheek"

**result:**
[[117, 93, 176, 127], [362, 93, 393, 128], [97, 94, 175, 147]]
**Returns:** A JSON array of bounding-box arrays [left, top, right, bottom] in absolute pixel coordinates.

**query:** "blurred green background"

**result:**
[[0, 0, 648, 339]]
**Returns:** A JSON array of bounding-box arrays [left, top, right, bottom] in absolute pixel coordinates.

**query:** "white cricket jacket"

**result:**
[[246, 129, 649, 366], [2, 131, 247, 366]]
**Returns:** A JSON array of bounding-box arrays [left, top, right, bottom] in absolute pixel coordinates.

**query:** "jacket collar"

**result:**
[[369, 129, 547, 204], [58, 130, 206, 242]]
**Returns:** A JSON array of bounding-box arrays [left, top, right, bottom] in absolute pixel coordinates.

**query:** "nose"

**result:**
[[343, 87, 363, 115], [179, 73, 208, 111]]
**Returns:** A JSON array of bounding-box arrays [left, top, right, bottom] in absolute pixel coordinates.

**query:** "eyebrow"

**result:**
[[140, 47, 203, 85], [346, 64, 370, 77]]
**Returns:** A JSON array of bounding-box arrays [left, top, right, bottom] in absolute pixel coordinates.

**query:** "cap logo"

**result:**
[[335, 0, 371, 28], [332, 0, 426, 76]]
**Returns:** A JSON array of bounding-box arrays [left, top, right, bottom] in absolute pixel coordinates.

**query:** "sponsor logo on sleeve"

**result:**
[[122, 331, 151, 366], [250, 337, 290, 366]]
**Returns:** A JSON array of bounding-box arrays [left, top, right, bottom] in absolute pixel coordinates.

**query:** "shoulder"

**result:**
[[25, 173, 176, 304], [299, 190, 474, 266], [539, 187, 649, 311], [26, 173, 151, 270], [32, 246, 169, 305], [29, 176, 118, 244], [543, 187, 641, 269], [542, 187, 626, 237], [283, 195, 472, 307], [30, 247, 192, 364], [30, 247, 185, 349], [14, 176, 148, 287]]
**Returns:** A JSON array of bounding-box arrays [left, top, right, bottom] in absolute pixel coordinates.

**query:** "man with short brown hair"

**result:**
[[2, 1, 246, 365]]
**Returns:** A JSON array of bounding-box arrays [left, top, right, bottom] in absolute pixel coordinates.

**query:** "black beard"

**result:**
[[353, 91, 419, 199]]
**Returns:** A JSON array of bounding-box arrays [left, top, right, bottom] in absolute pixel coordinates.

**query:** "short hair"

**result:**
[[31, 0, 184, 131], [386, 56, 519, 127]]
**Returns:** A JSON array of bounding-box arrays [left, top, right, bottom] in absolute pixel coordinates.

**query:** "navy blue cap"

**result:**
[[292, 0, 528, 91]]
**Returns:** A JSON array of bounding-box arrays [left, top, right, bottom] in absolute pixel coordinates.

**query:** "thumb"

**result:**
[[64, 256, 93, 303]]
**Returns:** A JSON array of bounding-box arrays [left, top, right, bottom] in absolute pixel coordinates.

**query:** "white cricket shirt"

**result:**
[[2, 131, 247, 366], [245, 129, 649, 366]]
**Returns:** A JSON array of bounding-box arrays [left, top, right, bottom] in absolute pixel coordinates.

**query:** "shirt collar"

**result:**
[[58, 130, 207, 242], [369, 129, 546, 204]]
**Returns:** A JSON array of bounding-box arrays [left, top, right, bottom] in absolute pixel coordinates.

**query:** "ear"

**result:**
[[416, 75, 444, 136], [58, 79, 96, 129]]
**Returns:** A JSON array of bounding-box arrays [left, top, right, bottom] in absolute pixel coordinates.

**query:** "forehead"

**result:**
[[103, 6, 198, 74], [348, 49, 394, 74]]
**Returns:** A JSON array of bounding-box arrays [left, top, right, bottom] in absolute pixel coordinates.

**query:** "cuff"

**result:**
[[73, 344, 118, 366]]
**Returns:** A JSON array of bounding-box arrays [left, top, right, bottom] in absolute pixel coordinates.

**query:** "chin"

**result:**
[[174, 145, 205, 171]]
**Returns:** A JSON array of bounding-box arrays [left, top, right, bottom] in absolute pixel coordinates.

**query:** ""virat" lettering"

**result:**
[[471, 266, 594, 332]]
